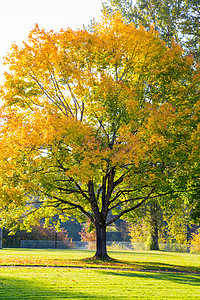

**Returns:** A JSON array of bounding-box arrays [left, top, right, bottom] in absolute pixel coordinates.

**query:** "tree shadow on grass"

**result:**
[[116, 259, 200, 273], [81, 256, 200, 274], [108, 250, 180, 256], [0, 275, 98, 300], [96, 269, 200, 287]]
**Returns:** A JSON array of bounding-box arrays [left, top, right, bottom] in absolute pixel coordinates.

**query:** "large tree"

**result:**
[[0, 13, 199, 259]]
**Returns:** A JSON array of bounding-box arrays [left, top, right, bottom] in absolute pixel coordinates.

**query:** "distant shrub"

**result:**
[[190, 229, 200, 254], [79, 221, 96, 250], [107, 242, 125, 251], [3, 222, 73, 248]]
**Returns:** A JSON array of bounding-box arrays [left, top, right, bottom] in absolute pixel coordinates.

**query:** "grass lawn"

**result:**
[[0, 249, 199, 299]]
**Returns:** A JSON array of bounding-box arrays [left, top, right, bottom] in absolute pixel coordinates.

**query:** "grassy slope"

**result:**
[[0, 249, 199, 299]]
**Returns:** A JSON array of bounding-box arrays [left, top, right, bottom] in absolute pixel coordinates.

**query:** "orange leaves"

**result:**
[[145, 103, 177, 133], [1, 12, 181, 121], [92, 13, 165, 82], [94, 12, 152, 66]]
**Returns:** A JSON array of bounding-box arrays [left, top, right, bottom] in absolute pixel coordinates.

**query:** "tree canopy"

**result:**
[[103, 0, 200, 61], [0, 13, 199, 258]]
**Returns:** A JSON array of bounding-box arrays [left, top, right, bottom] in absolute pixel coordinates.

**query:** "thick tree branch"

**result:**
[[72, 179, 90, 202], [88, 179, 100, 217]]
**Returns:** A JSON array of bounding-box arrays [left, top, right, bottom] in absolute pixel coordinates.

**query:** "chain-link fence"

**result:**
[[20, 240, 74, 249], [20, 240, 191, 253]]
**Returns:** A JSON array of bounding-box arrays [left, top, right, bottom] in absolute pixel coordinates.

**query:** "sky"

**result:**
[[0, 0, 103, 81]]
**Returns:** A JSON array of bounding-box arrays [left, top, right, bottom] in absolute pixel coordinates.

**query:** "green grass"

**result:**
[[0, 249, 199, 299], [0, 266, 200, 299]]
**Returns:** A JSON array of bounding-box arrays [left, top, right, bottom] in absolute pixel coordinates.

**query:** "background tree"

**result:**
[[128, 200, 190, 250], [127, 201, 164, 250], [0, 13, 199, 259]]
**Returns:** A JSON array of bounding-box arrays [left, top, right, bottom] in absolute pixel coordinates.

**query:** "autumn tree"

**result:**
[[0, 13, 199, 259]]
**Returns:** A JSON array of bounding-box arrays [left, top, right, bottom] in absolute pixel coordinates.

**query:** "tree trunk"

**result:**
[[148, 205, 159, 250], [0, 228, 3, 249], [55, 231, 57, 249], [149, 220, 159, 250], [93, 224, 110, 260]]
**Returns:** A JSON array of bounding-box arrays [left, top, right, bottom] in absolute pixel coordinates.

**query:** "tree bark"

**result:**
[[93, 224, 110, 260], [149, 221, 159, 250], [0, 228, 3, 249], [148, 204, 159, 250]]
